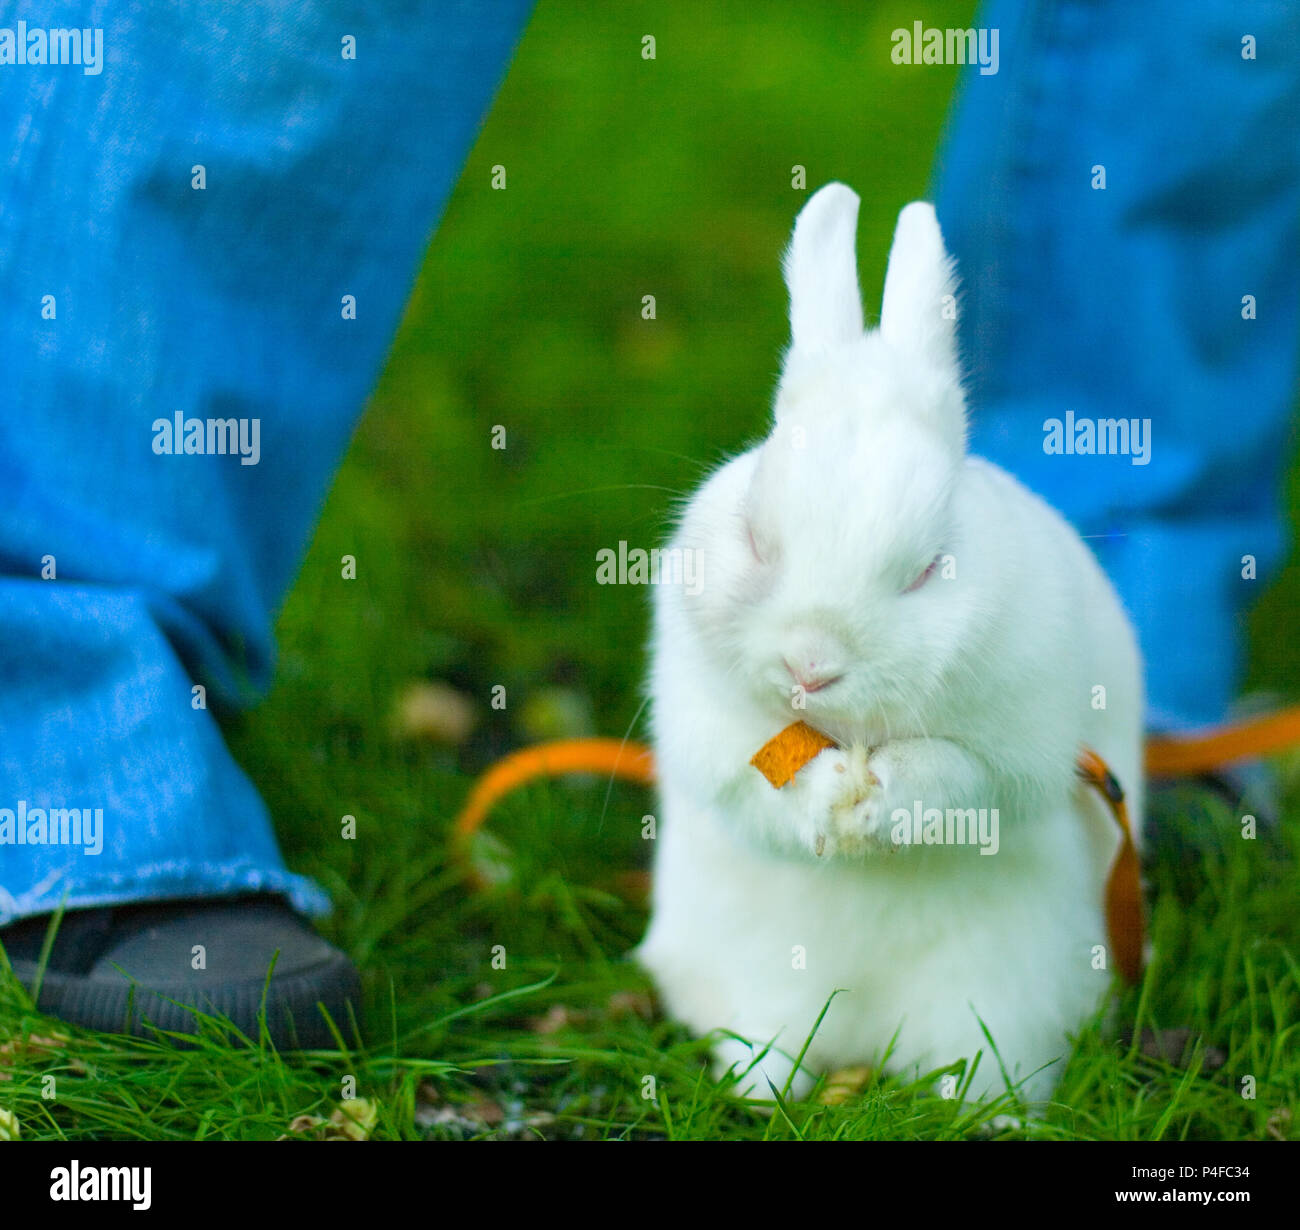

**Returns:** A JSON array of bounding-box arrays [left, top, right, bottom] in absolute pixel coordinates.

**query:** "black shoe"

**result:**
[[0, 895, 360, 1048]]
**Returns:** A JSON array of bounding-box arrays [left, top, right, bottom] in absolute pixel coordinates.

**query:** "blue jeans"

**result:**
[[0, 1, 532, 925], [934, 0, 1300, 730], [2, 2, 1295, 927]]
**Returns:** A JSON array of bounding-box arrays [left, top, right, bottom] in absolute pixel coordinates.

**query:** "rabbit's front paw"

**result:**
[[801, 745, 888, 858]]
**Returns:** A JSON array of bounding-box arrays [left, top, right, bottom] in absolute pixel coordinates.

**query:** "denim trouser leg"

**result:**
[[0, 2, 533, 925], [932, 1, 1300, 729]]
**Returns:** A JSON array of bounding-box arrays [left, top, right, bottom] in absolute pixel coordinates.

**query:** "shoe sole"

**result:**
[[8, 955, 361, 1050]]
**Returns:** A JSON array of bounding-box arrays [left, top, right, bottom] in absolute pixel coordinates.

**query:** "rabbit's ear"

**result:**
[[783, 183, 865, 351], [879, 202, 959, 375]]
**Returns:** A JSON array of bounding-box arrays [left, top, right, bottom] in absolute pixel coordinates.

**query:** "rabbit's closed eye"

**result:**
[[903, 555, 939, 593]]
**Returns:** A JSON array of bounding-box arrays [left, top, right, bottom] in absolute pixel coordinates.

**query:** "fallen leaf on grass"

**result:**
[[819, 1066, 872, 1106], [606, 990, 654, 1020], [416, 1096, 505, 1132], [530, 1004, 575, 1034], [0, 1032, 85, 1077], [529, 991, 654, 1035], [281, 1098, 379, 1141], [0, 1033, 69, 1061], [391, 681, 478, 746], [414, 1085, 553, 1138]]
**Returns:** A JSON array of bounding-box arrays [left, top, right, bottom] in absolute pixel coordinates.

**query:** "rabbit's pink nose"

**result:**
[[784, 660, 843, 692]]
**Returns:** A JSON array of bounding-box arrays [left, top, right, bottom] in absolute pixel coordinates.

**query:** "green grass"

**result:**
[[2, 0, 1298, 1140], [1, 779, 1298, 1140]]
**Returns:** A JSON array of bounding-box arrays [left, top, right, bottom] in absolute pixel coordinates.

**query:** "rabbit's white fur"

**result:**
[[635, 184, 1144, 1105]]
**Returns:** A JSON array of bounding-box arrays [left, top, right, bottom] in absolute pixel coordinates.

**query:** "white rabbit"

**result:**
[[635, 183, 1144, 1107]]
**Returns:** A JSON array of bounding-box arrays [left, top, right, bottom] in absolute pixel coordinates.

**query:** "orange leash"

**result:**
[[1075, 747, 1144, 984], [452, 706, 1300, 986], [1145, 707, 1300, 775], [453, 737, 655, 840]]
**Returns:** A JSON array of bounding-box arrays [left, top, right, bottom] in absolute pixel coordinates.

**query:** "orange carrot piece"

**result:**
[[749, 721, 838, 788]]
